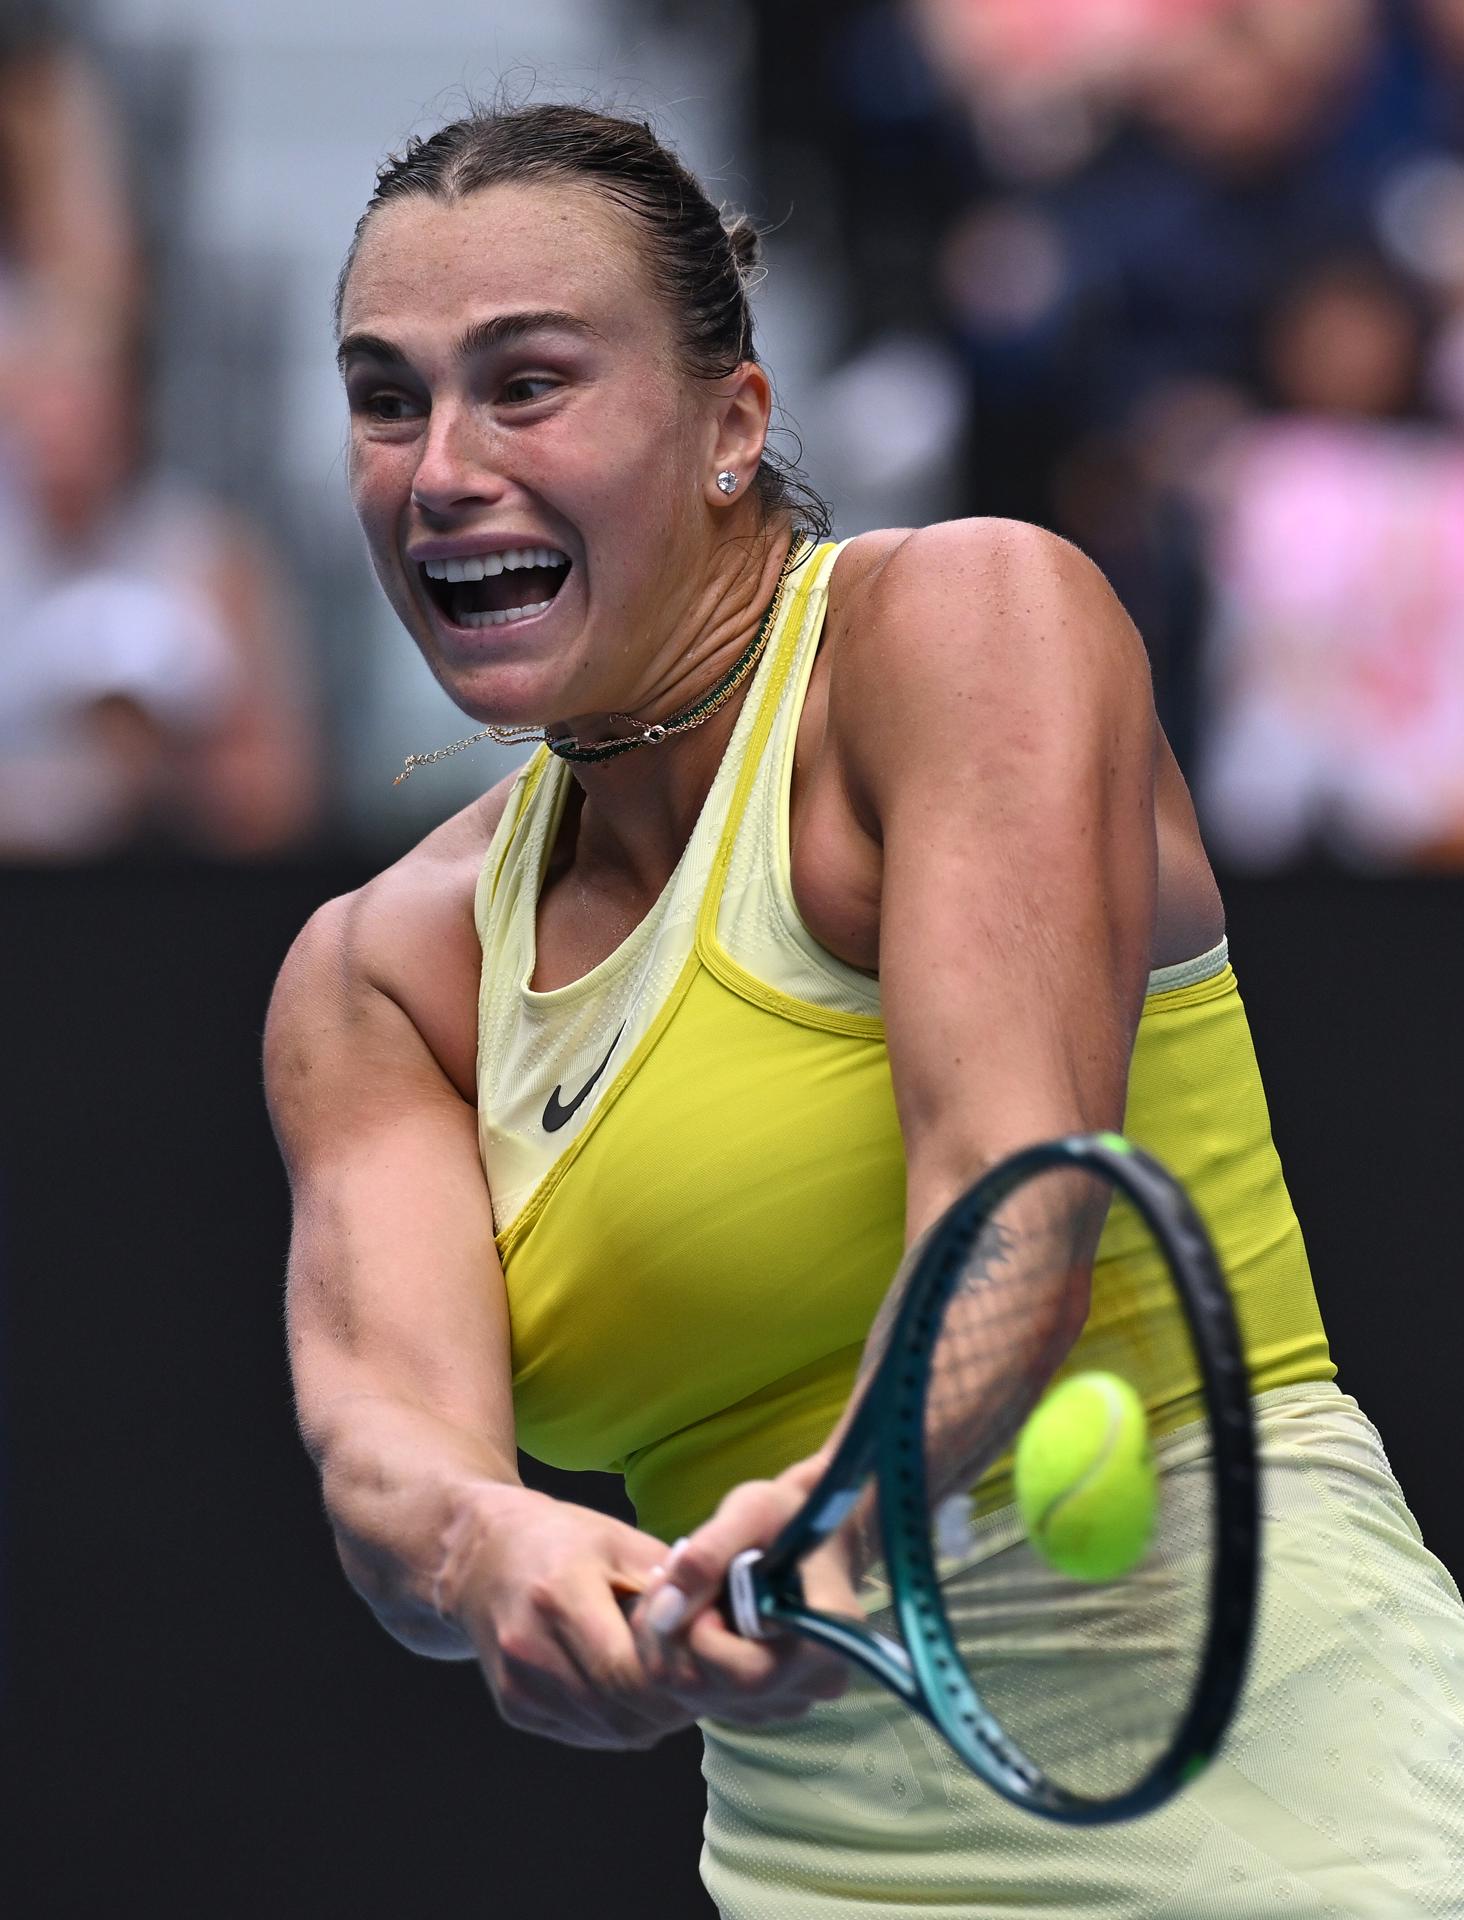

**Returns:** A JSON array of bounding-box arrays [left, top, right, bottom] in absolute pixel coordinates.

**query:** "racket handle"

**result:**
[[727, 1547, 771, 1639]]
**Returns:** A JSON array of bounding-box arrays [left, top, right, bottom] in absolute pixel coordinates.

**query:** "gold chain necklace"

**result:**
[[394, 534, 806, 784]]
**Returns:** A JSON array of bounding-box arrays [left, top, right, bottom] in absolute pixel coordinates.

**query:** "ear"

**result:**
[[702, 360, 773, 508]]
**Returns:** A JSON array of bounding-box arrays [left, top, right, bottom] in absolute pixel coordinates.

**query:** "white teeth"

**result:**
[[421, 546, 567, 580], [459, 599, 555, 628]]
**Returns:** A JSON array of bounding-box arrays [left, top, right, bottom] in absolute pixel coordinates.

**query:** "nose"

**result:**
[[409, 402, 505, 521]]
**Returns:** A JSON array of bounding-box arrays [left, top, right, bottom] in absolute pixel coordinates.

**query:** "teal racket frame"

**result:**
[[725, 1132, 1259, 1824]]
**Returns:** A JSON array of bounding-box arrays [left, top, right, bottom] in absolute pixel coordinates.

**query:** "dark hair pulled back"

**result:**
[[338, 102, 831, 539]]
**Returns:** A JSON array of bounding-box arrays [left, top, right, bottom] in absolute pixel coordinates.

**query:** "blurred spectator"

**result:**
[[933, 0, 1386, 498], [0, 5, 320, 858], [754, 0, 1464, 820], [929, 0, 1391, 768], [0, 316, 321, 859], [1197, 252, 1464, 868], [0, 0, 140, 354]]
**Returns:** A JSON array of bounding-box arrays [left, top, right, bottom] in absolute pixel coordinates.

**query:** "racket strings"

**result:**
[[915, 1169, 1107, 1511], [939, 1471, 1215, 1798], [904, 1165, 1221, 1803]]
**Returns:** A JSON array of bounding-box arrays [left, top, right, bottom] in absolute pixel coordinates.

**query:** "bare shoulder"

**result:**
[[267, 769, 523, 1108], [824, 518, 1153, 805], [829, 517, 1141, 667]]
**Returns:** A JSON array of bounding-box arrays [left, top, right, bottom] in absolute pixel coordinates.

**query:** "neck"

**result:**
[[556, 519, 799, 890]]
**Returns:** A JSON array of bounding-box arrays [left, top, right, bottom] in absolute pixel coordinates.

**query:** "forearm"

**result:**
[[309, 1391, 524, 1660], [809, 1180, 1095, 1580]]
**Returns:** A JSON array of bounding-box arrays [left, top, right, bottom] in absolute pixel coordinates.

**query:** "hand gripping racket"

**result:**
[[725, 1132, 1258, 1824]]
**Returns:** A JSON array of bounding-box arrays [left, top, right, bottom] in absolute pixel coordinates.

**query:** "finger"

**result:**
[[500, 1648, 684, 1749], [640, 1482, 806, 1642], [544, 1565, 694, 1737], [630, 1568, 721, 1692], [683, 1606, 848, 1700], [492, 1573, 688, 1749], [580, 1512, 673, 1603], [651, 1659, 848, 1726], [493, 1646, 648, 1746], [639, 1605, 851, 1726], [497, 1676, 672, 1752]]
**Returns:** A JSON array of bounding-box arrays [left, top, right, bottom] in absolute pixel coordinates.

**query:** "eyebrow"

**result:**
[[335, 309, 604, 374]]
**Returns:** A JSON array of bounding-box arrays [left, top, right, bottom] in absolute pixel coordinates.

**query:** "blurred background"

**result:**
[[3, 0, 1462, 1912]]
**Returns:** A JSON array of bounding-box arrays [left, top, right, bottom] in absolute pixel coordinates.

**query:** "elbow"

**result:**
[[333, 1527, 475, 1662], [299, 1390, 519, 1664], [309, 1423, 475, 1663]]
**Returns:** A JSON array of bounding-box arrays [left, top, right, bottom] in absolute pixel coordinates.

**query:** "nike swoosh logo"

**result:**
[[542, 1025, 625, 1133]]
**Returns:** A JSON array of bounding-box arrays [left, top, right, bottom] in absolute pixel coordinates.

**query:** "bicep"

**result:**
[[266, 899, 515, 1466], [843, 522, 1157, 1230]]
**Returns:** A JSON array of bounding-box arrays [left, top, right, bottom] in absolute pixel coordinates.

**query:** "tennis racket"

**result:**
[[725, 1132, 1258, 1824]]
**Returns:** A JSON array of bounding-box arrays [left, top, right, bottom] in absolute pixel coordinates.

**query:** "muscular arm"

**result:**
[[266, 889, 521, 1659], [269, 856, 694, 1748], [842, 518, 1156, 1239], [830, 520, 1157, 1501]]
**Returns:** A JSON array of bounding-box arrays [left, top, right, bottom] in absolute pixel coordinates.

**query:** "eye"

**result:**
[[350, 386, 422, 423], [500, 373, 560, 406]]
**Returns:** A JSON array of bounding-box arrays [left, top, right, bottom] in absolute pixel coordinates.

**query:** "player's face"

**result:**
[[338, 181, 710, 728]]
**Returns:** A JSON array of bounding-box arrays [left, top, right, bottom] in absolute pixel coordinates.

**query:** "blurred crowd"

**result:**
[[757, 0, 1464, 869], [3, 0, 1464, 868], [0, 0, 318, 859]]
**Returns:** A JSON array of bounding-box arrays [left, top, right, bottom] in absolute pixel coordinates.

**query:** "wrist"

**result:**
[[431, 1476, 535, 1633], [772, 1453, 876, 1581], [777, 1450, 833, 1497]]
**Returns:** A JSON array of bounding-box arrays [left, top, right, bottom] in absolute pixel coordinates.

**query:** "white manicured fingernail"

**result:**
[[665, 1536, 690, 1572], [644, 1585, 689, 1636]]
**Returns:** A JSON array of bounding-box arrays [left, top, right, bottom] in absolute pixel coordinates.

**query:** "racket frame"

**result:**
[[725, 1131, 1259, 1823]]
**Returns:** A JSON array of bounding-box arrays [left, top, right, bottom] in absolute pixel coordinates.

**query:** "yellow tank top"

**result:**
[[475, 538, 1334, 1543]]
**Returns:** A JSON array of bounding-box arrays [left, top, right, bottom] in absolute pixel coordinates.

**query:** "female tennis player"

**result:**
[[266, 103, 1464, 1914]]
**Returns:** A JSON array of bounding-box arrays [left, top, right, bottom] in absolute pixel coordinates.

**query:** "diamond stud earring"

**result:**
[[716, 470, 738, 495]]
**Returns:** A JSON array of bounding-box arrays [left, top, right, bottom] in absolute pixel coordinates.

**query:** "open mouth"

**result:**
[[419, 545, 571, 629]]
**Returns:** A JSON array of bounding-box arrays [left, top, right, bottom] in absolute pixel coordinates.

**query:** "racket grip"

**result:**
[[727, 1547, 771, 1640]]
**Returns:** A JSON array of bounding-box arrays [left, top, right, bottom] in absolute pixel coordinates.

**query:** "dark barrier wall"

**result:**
[[4, 865, 1462, 1917]]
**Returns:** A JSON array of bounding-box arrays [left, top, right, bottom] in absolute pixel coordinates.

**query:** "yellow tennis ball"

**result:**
[[1014, 1371, 1157, 1582]]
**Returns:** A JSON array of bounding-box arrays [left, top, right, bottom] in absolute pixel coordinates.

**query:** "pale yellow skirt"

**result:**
[[701, 1385, 1464, 1918]]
